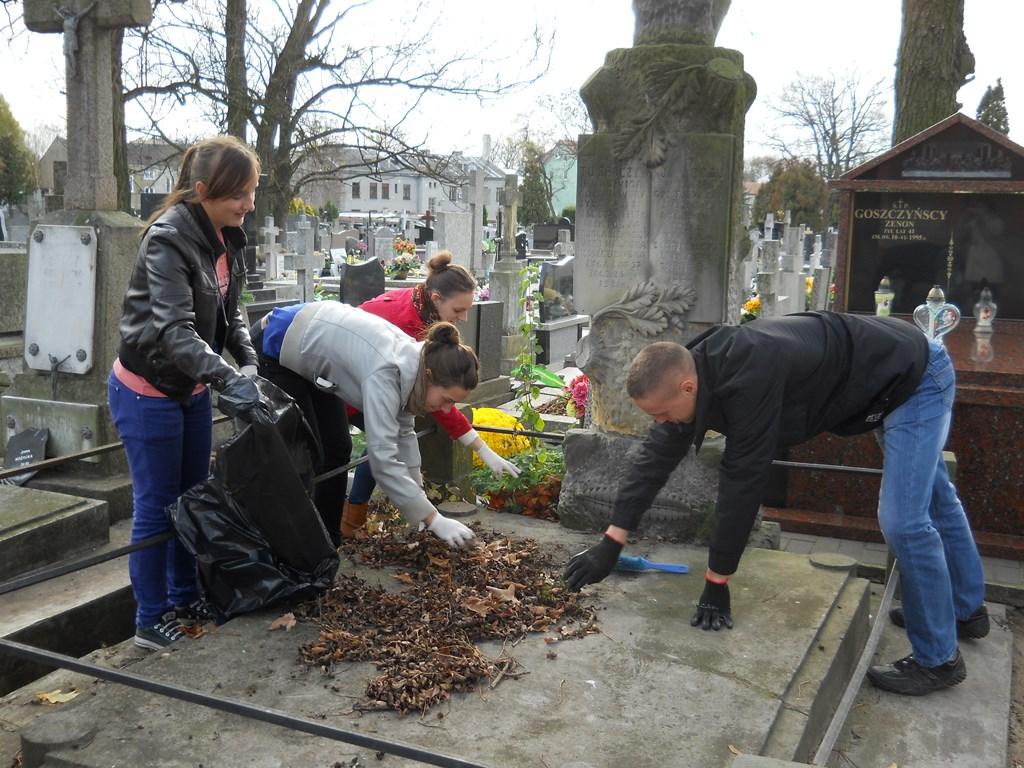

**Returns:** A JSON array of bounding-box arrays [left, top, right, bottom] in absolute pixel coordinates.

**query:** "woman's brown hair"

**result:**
[[146, 135, 261, 227], [422, 321, 479, 391], [424, 251, 476, 300]]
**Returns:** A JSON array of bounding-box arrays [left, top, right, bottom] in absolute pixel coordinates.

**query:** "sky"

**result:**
[[1, 0, 1021, 162]]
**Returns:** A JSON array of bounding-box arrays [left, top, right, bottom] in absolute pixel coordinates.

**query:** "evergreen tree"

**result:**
[[0, 95, 36, 208], [518, 142, 553, 226], [976, 79, 1010, 134], [752, 159, 829, 232]]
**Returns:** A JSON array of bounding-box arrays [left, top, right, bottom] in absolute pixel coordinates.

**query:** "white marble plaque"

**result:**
[[24, 224, 97, 374]]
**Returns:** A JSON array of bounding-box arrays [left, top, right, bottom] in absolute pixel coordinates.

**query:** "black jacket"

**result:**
[[117, 202, 257, 402], [609, 312, 931, 575]]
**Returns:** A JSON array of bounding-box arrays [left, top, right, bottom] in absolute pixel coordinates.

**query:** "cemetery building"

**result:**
[[126, 139, 180, 218]]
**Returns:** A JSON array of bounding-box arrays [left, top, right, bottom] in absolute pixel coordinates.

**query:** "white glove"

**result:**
[[240, 364, 258, 377], [475, 442, 521, 478], [426, 513, 476, 549]]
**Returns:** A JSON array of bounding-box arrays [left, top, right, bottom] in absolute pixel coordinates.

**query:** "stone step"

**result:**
[[248, 287, 277, 303], [244, 297, 299, 328], [244, 278, 264, 290], [0, 486, 109, 583]]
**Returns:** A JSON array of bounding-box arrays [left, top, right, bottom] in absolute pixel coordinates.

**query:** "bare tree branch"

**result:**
[[764, 71, 890, 180]]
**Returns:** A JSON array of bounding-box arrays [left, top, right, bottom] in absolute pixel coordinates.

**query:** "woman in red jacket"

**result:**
[[342, 251, 519, 537]]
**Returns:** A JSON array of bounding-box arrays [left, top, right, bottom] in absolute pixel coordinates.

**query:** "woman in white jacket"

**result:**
[[253, 301, 478, 548]]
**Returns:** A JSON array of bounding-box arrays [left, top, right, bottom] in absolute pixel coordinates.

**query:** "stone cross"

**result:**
[[260, 215, 281, 280], [24, 0, 153, 211], [499, 173, 519, 260]]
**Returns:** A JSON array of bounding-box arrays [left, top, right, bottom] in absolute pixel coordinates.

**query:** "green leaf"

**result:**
[[522, 364, 565, 389]]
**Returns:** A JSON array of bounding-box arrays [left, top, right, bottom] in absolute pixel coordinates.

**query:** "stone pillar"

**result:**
[[487, 174, 528, 375], [558, 0, 755, 536], [467, 169, 485, 276]]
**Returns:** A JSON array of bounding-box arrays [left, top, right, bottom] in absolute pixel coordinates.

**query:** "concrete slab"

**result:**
[[13, 510, 867, 768], [0, 519, 133, 695], [0, 486, 108, 581], [826, 594, 1012, 768]]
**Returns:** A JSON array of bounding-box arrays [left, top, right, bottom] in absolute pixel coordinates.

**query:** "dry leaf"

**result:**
[[36, 689, 79, 705], [393, 573, 415, 585], [269, 612, 296, 632], [462, 596, 492, 617], [486, 584, 519, 603], [428, 555, 450, 568], [727, 744, 743, 756]]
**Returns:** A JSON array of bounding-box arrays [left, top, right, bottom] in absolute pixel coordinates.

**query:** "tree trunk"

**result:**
[[225, 0, 248, 140], [892, 0, 974, 145], [111, 28, 131, 213]]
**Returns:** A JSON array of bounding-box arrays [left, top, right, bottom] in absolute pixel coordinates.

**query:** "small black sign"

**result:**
[[1, 427, 49, 487]]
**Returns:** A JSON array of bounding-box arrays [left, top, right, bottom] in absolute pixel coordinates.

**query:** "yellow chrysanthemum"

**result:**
[[471, 407, 532, 467], [742, 296, 761, 314]]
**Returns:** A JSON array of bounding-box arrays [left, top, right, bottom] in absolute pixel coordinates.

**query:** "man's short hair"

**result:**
[[626, 342, 695, 399]]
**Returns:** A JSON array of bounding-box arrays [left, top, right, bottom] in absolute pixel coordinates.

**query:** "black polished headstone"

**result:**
[[539, 254, 575, 322], [338, 258, 385, 307]]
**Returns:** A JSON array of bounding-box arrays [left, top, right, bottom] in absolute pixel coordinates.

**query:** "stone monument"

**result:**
[[559, 0, 756, 537]]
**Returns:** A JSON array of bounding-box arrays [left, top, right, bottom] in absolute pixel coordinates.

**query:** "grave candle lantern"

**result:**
[[973, 287, 998, 333], [874, 276, 894, 317], [913, 285, 960, 344]]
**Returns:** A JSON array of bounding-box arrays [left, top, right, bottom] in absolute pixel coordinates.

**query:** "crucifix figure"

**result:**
[[55, 2, 95, 79], [423, 209, 435, 229]]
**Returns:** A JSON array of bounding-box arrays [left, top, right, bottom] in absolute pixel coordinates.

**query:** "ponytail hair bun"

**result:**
[[427, 251, 453, 273], [425, 320, 461, 346], [424, 252, 476, 299], [421, 321, 479, 391]]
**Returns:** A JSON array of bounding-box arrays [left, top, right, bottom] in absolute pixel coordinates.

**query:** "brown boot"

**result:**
[[340, 501, 369, 539]]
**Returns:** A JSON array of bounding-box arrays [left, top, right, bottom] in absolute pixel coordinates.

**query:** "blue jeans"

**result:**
[[348, 450, 376, 504], [108, 372, 211, 628], [877, 341, 985, 667]]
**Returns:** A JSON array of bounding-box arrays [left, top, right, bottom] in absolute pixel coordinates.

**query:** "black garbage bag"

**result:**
[[170, 377, 339, 620]]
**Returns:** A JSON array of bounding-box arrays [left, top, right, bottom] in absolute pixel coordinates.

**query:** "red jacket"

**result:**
[[355, 287, 474, 441]]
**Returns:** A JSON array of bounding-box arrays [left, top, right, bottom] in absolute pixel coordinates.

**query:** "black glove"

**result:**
[[217, 374, 261, 418], [564, 536, 623, 592], [691, 579, 733, 631]]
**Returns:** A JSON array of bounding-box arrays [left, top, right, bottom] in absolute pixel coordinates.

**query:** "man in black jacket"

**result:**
[[564, 311, 987, 696]]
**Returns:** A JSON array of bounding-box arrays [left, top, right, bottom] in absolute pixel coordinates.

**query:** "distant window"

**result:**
[[403, 184, 411, 200], [351, 182, 361, 199], [129, 176, 136, 193], [144, 186, 155, 194], [143, 167, 157, 181], [370, 182, 378, 200], [428, 197, 435, 211], [382, 183, 390, 200]]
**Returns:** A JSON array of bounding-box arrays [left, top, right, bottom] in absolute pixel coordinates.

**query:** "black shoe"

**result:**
[[134, 615, 186, 650], [173, 599, 217, 626], [889, 604, 990, 639], [867, 650, 966, 696]]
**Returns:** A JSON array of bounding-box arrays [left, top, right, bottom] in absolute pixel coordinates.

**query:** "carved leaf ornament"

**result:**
[[591, 280, 697, 335], [613, 58, 741, 168]]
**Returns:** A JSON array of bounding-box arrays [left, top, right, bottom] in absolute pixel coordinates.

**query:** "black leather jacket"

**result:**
[[117, 202, 257, 402]]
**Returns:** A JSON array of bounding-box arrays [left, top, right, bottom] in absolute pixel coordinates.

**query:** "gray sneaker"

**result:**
[[134, 615, 186, 650]]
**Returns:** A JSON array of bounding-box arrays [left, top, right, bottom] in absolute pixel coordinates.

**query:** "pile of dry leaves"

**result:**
[[296, 526, 597, 714]]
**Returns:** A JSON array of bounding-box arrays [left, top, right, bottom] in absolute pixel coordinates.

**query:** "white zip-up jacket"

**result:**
[[279, 302, 435, 524]]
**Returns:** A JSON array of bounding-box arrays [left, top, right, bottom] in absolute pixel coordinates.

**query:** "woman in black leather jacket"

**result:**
[[109, 135, 262, 651]]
